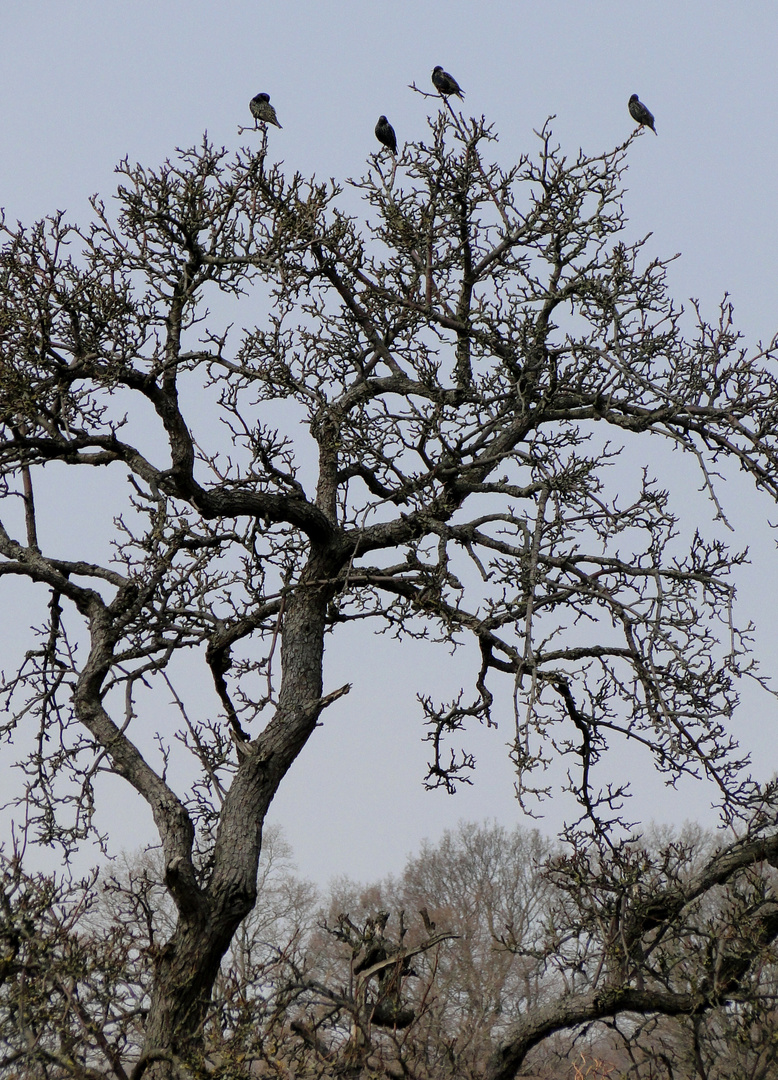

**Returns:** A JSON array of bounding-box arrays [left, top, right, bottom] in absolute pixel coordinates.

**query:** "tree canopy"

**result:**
[[2, 104, 778, 1076]]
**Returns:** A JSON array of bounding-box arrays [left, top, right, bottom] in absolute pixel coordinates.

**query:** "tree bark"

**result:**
[[102, 552, 342, 1074]]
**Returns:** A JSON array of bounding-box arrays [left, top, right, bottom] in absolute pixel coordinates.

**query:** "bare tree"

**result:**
[[488, 827, 778, 1080], [314, 821, 554, 1079], [2, 97, 778, 1076], [310, 822, 778, 1080], [5, 817, 778, 1078], [0, 841, 138, 1078], [393, 823, 553, 1071]]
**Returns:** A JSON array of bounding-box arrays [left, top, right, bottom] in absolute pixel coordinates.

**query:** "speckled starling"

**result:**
[[431, 66, 464, 99], [375, 115, 397, 154], [249, 92, 282, 129], [628, 94, 656, 135]]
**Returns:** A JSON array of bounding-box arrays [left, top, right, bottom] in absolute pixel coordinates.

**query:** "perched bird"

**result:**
[[249, 92, 282, 129], [628, 94, 656, 135], [431, 65, 464, 99], [375, 115, 397, 154]]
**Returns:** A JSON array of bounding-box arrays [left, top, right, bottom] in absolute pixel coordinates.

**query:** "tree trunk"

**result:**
[[139, 554, 339, 1075]]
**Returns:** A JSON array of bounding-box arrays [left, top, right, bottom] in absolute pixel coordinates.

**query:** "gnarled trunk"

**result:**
[[138, 557, 340, 1074]]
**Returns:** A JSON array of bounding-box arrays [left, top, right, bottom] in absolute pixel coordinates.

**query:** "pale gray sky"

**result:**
[[2, 1, 778, 883]]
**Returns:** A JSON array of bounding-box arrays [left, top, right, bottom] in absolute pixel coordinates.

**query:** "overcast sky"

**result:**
[[2, 2, 778, 884]]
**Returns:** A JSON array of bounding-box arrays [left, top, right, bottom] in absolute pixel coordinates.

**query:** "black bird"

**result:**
[[375, 115, 397, 154], [249, 92, 282, 129], [628, 94, 656, 135], [432, 65, 464, 99]]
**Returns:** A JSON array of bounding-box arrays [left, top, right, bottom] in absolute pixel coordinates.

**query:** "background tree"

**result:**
[[6, 820, 778, 1078], [488, 824, 778, 1080], [2, 101, 778, 1076], [312, 821, 554, 1078]]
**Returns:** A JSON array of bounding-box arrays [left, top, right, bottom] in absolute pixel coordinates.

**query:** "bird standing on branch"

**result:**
[[432, 65, 464, 99], [249, 92, 282, 129], [375, 115, 397, 154], [628, 94, 656, 134]]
